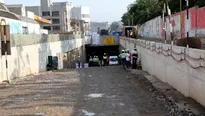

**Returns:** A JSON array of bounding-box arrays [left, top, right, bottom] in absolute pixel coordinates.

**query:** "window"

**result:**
[[82, 14, 89, 18], [42, 11, 50, 16], [52, 11, 59, 16], [52, 19, 60, 24], [22, 27, 28, 34], [43, 26, 51, 30], [53, 26, 60, 31]]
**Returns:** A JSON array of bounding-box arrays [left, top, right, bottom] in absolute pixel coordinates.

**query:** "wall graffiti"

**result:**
[[7, 20, 22, 34], [139, 7, 205, 39]]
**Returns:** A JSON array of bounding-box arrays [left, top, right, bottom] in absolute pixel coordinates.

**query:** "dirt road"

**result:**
[[0, 66, 169, 116]]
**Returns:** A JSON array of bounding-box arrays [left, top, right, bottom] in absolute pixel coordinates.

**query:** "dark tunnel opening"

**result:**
[[85, 45, 119, 62]]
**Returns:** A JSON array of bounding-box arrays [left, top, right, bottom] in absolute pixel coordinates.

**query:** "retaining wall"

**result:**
[[0, 34, 88, 82], [120, 37, 205, 107]]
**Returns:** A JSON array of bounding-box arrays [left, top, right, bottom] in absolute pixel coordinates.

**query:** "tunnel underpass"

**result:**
[[85, 45, 119, 62]]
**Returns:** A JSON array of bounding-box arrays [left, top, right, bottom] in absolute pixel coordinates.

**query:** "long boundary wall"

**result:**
[[120, 37, 205, 107], [139, 7, 205, 40], [0, 34, 88, 82]]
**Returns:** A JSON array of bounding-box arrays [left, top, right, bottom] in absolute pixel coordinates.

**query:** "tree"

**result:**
[[110, 22, 121, 32], [121, 0, 205, 26]]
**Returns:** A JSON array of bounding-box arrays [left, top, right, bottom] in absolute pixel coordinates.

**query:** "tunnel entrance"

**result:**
[[85, 45, 119, 62]]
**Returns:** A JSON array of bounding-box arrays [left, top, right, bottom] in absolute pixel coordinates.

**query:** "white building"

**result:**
[[25, 0, 72, 33], [90, 22, 109, 33], [5, 4, 51, 34], [70, 6, 90, 23]]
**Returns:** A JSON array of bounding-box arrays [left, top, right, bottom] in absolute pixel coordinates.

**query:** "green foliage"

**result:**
[[122, 0, 205, 25]]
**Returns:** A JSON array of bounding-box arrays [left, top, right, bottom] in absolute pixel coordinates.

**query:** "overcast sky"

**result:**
[[5, 0, 135, 23]]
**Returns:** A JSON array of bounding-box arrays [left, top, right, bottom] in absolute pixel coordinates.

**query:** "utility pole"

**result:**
[[185, 0, 189, 48], [163, 3, 167, 44], [165, 0, 173, 45], [128, 18, 130, 26], [132, 14, 134, 26], [180, 0, 182, 39]]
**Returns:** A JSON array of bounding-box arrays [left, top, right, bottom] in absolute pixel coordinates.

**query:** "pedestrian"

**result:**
[[77, 56, 81, 68], [103, 53, 107, 66], [126, 50, 131, 69], [130, 30, 133, 38], [96, 56, 101, 66], [106, 54, 109, 65], [127, 30, 130, 38], [132, 48, 138, 69], [119, 50, 126, 69], [89, 56, 93, 67]]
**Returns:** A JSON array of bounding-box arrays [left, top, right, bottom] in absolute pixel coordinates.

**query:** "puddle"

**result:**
[[119, 103, 125, 106], [41, 90, 51, 93], [87, 93, 104, 98], [106, 95, 116, 99], [89, 85, 98, 87], [35, 113, 44, 116], [82, 109, 95, 116]]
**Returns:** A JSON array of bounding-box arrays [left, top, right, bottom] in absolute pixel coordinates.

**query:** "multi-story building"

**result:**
[[70, 6, 90, 35], [25, 0, 72, 33]]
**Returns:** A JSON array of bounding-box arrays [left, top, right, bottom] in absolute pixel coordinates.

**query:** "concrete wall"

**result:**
[[0, 34, 88, 82], [120, 37, 205, 107], [91, 35, 119, 46], [139, 7, 205, 39]]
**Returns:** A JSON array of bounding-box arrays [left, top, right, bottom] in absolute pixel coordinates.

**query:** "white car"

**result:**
[[109, 56, 119, 65]]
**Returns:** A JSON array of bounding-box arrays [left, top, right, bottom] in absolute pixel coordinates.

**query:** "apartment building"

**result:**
[[70, 6, 90, 35], [25, 0, 72, 33]]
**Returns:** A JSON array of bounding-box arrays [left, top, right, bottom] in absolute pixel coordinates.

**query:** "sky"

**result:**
[[4, 0, 135, 23]]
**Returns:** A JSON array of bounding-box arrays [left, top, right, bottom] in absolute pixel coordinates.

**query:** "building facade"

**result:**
[[5, 4, 51, 34], [25, 0, 72, 33], [70, 6, 90, 35]]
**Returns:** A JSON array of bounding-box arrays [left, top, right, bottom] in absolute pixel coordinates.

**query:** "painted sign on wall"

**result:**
[[104, 37, 115, 45]]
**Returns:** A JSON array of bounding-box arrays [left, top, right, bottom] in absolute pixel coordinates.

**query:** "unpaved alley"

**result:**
[[0, 66, 169, 116]]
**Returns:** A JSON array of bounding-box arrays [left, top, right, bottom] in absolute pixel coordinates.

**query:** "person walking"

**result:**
[[77, 56, 81, 68], [103, 53, 107, 66], [89, 56, 93, 67], [96, 56, 101, 66], [126, 50, 131, 69], [132, 48, 138, 69], [119, 50, 126, 69]]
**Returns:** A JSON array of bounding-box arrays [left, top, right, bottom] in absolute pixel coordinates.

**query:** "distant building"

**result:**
[[24, 0, 72, 33], [90, 22, 109, 33], [70, 6, 90, 35]]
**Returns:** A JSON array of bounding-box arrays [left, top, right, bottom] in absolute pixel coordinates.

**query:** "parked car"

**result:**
[[109, 56, 118, 65]]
